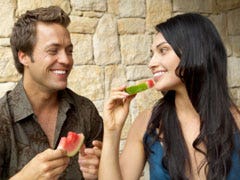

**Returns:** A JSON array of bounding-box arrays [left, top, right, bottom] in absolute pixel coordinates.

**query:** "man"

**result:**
[[0, 6, 103, 179]]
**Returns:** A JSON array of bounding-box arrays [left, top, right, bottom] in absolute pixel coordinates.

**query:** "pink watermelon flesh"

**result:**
[[57, 132, 85, 157], [147, 79, 154, 88]]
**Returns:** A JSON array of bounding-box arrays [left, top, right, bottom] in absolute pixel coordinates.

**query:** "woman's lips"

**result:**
[[153, 71, 166, 82]]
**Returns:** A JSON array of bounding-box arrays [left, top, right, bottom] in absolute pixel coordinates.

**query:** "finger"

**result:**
[[123, 94, 136, 108], [42, 161, 69, 179], [92, 140, 102, 149], [105, 95, 128, 110], [92, 147, 101, 157], [111, 85, 127, 92], [108, 93, 129, 103], [110, 89, 129, 96], [80, 165, 98, 176], [43, 156, 69, 171], [36, 156, 69, 179], [83, 146, 101, 158], [81, 170, 98, 180], [40, 149, 67, 161], [78, 155, 99, 167], [79, 144, 86, 157]]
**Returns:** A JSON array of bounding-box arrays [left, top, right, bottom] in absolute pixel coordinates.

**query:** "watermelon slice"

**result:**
[[57, 132, 85, 157], [125, 79, 154, 95]]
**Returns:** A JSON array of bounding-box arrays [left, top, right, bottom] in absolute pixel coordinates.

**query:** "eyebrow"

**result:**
[[45, 43, 73, 49], [156, 42, 168, 48]]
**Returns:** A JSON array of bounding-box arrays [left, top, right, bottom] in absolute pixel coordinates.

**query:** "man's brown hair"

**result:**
[[10, 6, 70, 74]]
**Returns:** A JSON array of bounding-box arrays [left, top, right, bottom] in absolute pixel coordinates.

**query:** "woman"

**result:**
[[99, 13, 240, 180]]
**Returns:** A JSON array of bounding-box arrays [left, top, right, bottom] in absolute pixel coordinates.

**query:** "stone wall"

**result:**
[[2, 0, 239, 125], [0, 1, 240, 178], [1, 0, 240, 141]]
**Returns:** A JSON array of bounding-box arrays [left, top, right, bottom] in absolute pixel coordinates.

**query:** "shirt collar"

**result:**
[[9, 79, 75, 122], [9, 79, 34, 122]]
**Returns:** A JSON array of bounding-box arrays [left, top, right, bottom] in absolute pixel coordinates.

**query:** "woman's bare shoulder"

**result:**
[[135, 109, 152, 126], [130, 109, 152, 138], [231, 106, 240, 130]]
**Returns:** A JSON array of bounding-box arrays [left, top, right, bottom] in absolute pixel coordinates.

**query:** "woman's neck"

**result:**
[[175, 89, 199, 125]]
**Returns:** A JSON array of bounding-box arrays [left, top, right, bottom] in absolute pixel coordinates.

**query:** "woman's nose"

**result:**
[[148, 54, 158, 70]]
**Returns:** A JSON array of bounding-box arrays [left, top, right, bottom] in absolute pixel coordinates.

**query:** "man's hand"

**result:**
[[10, 148, 69, 180], [78, 140, 102, 180]]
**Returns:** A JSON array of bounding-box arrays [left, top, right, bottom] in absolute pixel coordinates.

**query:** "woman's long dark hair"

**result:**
[[144, 13, 239, 180]]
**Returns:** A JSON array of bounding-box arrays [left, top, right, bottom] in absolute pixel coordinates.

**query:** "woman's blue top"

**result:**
[[144, 132, 240, 180]]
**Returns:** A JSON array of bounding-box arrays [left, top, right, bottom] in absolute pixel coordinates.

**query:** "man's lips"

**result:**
[[52, 70, 67, 75]]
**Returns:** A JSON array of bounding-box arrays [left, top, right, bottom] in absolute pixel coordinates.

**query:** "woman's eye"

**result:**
[[150, 50, 153, 58], [159, 47, 168, 54]]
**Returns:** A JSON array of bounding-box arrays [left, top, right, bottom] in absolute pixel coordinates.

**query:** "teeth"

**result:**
[[53, 70, 66, 74], [154, 71, 166, 77]]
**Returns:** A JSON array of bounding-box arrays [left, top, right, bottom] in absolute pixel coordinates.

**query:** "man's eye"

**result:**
[[67, 49, 73, 55], [48, 49, 58, 55]]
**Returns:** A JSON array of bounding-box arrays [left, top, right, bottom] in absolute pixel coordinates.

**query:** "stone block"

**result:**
[[83, 11, 104, 18], [229, 88, 240, 107], [173, 0, 215, 13], [227, 57, 240, 87], [68, 65, 104, 101], [104, 65, 127, 97], [120, 34, 152, 65], [126, 65, 152, 81], [93, 14, 121, 65], [92, 99, 104, 114], [16, 0, 71, 16], [0, 47, 21, 82], [71, 34, 94, 65], [146, 0, 172, 33], [71, 0, 107, 12], [68, 16, 98, 34], [228, 8, 240, 35], [107, 0, 119, 15], [216, 0, 240, 11], [0, 82, 17, 98], [118, 18, 145, 35], [229, 35, 240, 57], [0, 0, 15, 37], [0, 38, 10, 47], [119, 0, 145, 18]]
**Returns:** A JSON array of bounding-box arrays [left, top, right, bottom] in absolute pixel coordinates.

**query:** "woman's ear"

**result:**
[[18, 51, 30, 66]]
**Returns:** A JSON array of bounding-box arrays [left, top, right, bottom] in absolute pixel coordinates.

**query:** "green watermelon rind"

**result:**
[[125, 83, 148, 95]]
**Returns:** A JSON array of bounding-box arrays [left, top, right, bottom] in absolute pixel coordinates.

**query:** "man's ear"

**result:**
[[18, 51, 30, 66]]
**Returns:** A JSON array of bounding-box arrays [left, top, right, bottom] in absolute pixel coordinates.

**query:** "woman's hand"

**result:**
[[103, 85, 135, 132]]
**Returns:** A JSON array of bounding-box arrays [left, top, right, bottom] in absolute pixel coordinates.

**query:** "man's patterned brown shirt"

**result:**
[[0, 80, 103, 179]]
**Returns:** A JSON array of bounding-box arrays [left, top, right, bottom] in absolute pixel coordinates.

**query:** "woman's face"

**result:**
[[148, 32, 183, 92]]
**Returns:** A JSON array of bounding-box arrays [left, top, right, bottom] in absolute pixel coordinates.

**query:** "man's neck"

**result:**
[[23, 79, 60, 147], [23, 80, 59, 114]]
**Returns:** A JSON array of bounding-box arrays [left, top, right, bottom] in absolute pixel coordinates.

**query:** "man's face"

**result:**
[[24, 22, 73, 92]]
